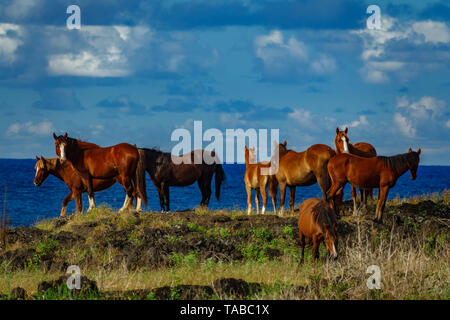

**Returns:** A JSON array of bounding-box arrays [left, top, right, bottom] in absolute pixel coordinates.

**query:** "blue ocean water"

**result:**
[[0, 159, 448, 227]]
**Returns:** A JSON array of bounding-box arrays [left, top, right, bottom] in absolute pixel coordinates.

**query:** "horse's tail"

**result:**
[[136, 148, 148, 207], [214, 163, 225, 200]]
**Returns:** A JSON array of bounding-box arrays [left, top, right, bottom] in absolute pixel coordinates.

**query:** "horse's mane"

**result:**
[[37, 158, 58, 170], [311, 202, 334, 231], [66, 136, 100, 150], [379, 152, 419, 175]]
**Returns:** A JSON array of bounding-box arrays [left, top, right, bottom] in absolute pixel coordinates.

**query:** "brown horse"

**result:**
[[53, 133, 147, 213], [298, 197, 338, 262], [34, 156, 134, 216], [270, 141, 336, 216], [138, 148, 225, 212], [334, 127, 377, 214], [327, 148, 421, 223], [244, 146, 277, 215]]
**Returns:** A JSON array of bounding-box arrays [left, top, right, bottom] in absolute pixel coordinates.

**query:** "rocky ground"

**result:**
[[0, 193, 449, 300]]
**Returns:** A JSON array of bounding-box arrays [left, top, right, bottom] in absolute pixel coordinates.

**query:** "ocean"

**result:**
[[0, 159, 448, 227]]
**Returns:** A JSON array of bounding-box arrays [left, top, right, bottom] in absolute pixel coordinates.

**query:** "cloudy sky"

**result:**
[[0, 0, 449, 164]]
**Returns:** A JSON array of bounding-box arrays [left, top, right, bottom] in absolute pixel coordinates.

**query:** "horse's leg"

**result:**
[[60, 191, 74, 217], [86, 176, 96, 211], [74, 192, 82, 214], [119, 175, 133, 213], [260, 182, 268, 215], [289, 185, 296, 216], [351, 185, 358, 216], [246, 184, 252, 215], [163, 183, 170, 212], [156, 185, 165, 213], [203, 176, 212, 207], [375, 186, 390, 224], [312, 236, 320, 261], [279, 182, 287, 216], [299, 233, 305, 264], [269, 177, 278, 215], [255, 188, 260, 214]]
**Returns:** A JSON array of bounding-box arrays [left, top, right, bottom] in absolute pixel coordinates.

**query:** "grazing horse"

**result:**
[[327, 148, 421, 223], [334, 127, 377, 214], [270, 141, 336, 216], [138, 148, 225, 212], [34, 156, 134, 216], [53, 133, 147, 213], [298, 198, 338, 262], [244, 146, 277, 215]]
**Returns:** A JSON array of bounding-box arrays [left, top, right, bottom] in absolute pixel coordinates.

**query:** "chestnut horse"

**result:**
[[53, 133, 147, 212], [298, 198, 338, 262], [138, 148, 225, 212], [34, 156, 134, 216], [327, 148, 421, 223], [334, 127, 377, 214], [244, 146, 277, 215], [270, 141, 336, 216]]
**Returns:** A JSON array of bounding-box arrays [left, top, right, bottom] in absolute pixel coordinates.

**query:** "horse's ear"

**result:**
[[417, 148, 421, 155], [41, 155, 46, 161], [408, 148, 412, 153], [53, 132, 57, 140], [35, 156, 40, 161], [283, 140, 287, 146], [64, 132, 68, 139], [336, 127, 339, 134], [344, 127, 348, 134]]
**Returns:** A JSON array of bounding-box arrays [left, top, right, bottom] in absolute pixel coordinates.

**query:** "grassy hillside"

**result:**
[[0, 191, 448, 300]]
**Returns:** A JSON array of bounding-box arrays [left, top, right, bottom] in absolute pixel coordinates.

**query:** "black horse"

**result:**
[[139, 148, 225, 212]]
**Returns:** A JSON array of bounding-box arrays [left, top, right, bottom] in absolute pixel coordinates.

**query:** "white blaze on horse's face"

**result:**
[[35, 167, 39, 179], [59, 143, 66, 162], [341, 136, 349, 153], [332, 243, 338, 258]]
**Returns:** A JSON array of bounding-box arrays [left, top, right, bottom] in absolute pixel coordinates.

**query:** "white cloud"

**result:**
[[7, 121, 55, 136], [288, 108, 313, 127], [341, 115, 369, 130], [0, 23, 23, 65], [394, 113, 416, 137], [412, 21, 450, 44], [254, 30, 336, 81], [394, 95, 448, 137], [48, 50, 129, 77], [353, 17, 450, 83], [446, 119, 450, 129]]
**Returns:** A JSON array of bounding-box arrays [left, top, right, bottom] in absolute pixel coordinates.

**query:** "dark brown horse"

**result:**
[[270, 141, 336, 216], [53, 133, 147, 212], [327, 148, 421, 223], [244, 146, 277, 215], [34, 156, 134, 216], [334, 127, 377, 214], [138, 148, 225, 212], [298, 197, 338, 262]]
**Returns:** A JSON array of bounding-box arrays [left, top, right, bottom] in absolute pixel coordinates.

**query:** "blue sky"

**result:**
[[0, 0, 449, 164]]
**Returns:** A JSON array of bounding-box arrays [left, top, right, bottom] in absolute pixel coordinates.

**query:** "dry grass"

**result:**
[[2, 192, 449, 299]]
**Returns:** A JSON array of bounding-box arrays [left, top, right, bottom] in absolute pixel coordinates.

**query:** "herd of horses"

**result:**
[[33, 129, 420, 260]]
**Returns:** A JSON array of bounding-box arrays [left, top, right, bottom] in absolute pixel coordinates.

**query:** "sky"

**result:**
[[0, 0, 449, 164]]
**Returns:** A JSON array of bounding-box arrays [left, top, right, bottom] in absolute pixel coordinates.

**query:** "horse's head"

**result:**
[[334, 127, 349, 154], [53, 132, 69, 162], [323, 222, 338, 259], [408, 148, 421, 180], [248, 147, 257, 163], [34, 156, 50, 186]]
